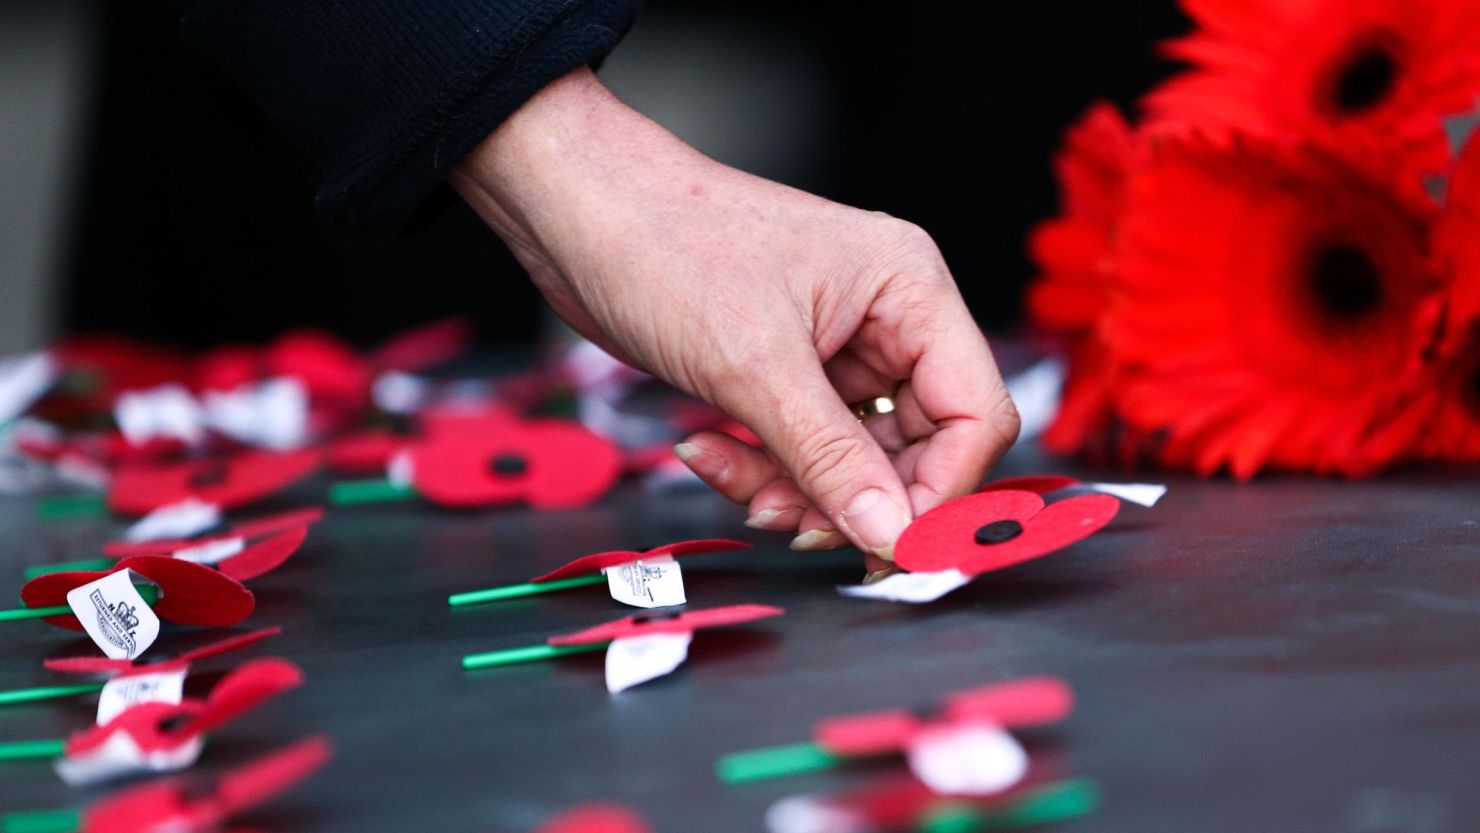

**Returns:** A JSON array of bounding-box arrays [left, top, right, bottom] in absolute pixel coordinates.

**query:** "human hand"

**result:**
[[452, 68, 1019, 574]]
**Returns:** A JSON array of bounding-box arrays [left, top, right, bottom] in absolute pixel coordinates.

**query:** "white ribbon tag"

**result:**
[[604, 631, 693, 693], [836, 569, 973, 604], [0, 352, 56, 424], [54, 730, 203, 787], [203, 377, 308, 450], [114, 384, 206, 447], [65, 570, 161, 661], [605, 555, 686, 609], [764, 796, 863, 833], [172, 536, 245, 565], [906, 722, 1028, 797], [1078, 481, 1167, 507], [123, 498, 221, 543], [95, 667, 187, 726]]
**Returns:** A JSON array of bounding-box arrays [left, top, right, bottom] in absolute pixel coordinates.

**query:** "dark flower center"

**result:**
[[188, 461, 230, 489], [974, 519, 1024, 545], [1331, 44, 1399, 116], [489, 453, 528, 477], [1309, 245, 1384, 322], [632, 609, 682, 624]]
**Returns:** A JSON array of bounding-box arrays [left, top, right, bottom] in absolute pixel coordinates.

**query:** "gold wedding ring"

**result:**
[[850, 395, 897, 421]]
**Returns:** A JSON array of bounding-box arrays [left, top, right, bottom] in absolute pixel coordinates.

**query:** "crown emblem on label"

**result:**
[[111, 601, 141, 632]]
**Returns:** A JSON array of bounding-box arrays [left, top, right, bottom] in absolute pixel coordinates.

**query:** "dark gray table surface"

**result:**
[[2, 447, 1479, 833]]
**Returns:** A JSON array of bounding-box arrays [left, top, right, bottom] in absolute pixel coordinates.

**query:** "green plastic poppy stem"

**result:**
[[461, 641, 608, 670], [23, 559, 116, 580], [33, 494, 107, 521], [715, 741, 843, 784], [0, 808, 81, 833], [915, 778, 1101, 832], [448, 573, 606, 606], [0, 584, 157, 623], [0, 682, 106, 708], [0, 739, 65, 762], [329, 479, 416, 505]]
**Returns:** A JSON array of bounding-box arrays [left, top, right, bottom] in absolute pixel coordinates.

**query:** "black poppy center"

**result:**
[[1309, 245, 1384, 321], [632, 610, 682, 624], [974, 519, 1024, 545], [1331, 45, 1399, 115], [188, 462, 230, 489], [489, 454, 528, 477]]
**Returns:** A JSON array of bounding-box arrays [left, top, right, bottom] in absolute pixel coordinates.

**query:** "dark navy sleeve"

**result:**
[[178, 0, 643, 238]]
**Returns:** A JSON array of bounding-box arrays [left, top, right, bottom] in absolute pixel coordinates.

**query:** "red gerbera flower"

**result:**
[[1147, 0, 1480, 178], [1105, 136, 1446, 478], [1027, 104, 1139, 458]]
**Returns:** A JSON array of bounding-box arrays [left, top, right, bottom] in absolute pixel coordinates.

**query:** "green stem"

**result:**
[[449, 573, 606, 606], [916, 778, 1101, 832], [33, 494, 107, 521], [1, 808, 81, 833], [0, 682, 105, 707], [715, 741, 843, 784], [329, 479, 416, 505], [23, 559, 115, 580], [0, 739, 65, 762], [0, 584, 157, 623], [461, 641, 608, 670]]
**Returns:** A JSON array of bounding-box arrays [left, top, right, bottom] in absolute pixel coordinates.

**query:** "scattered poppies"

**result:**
[[1030, 0, 1480, 477]]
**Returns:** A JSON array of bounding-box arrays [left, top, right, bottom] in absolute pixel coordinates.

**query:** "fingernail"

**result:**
[[673, 442, 727, 483], [862, 566, 898, 585], [744, 508, 792, 530], [789, 528, 840, 551], [842, 488, 910, 561]]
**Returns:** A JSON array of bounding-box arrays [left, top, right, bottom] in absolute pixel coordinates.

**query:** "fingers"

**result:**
[[902, 302, 1021, 515], [673, 430, 786, 505], [716, 351, 913, 560]]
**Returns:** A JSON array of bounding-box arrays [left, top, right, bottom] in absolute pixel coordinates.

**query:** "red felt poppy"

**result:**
[[40, 336, 191, 421], [977, 475, 1082, 496], [812, 677, 1074, 759], [367, 316, 474, 372], [105, 523, 312, 583], [64, 658, 302, 761], [893, 490, 1118, 577], [79, 735, 332, 833], [45, 627, 282, 676], [1145, 0, 1480, 180], [324, 429, 408, 474], [530, 539, 751, 583], [1025, 103, 1146, 461], [409, 414, 623, 509], [21, 555, 255, 631], [548, 604, 785, 646], [537, 805, 652, 833], [104, 507, 325, 558], [109, 449, 321, 516], [1104, 137, 1444, 478]]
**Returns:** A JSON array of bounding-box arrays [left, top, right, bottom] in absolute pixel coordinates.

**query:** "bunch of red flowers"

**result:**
[[1028, 0, 1480, 478]]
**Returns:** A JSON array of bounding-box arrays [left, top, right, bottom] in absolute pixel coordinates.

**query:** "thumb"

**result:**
[[719, 355, 913, 560]]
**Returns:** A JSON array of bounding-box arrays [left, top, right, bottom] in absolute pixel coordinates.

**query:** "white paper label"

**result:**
[[203, 377, 308, 450], [604, 631, 693, 693], [836, 569, 973, 604], [1078, 481, 1167, 507], [115, 384, 206, 447], [95, 668, 187, 726], [371, 371, 431, 415], [764, 795, 865, 833], [1003, 358, 1064, 442], [387, 450, 415, 488], [906, 722, 1028, 797], [65, 570, 161, 661], [123, 498, 221, 543], [604, 555, 686, 609], [0, 352, 56, 425], [172, 536, 245, 565], [54, 729, 203, 787]]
